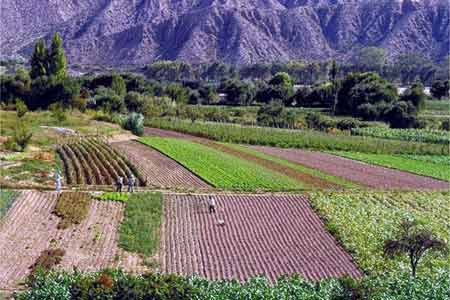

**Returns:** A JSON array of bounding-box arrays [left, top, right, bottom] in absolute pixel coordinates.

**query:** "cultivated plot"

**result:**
[[161, 194, 362, 282], [112, 140, 209, 189], [250, 146, 449, 190], [0, 191, 143, 289]]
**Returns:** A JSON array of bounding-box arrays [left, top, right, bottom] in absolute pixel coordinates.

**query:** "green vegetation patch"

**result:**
[[351, 127, 450, 144], [140, 137, 303, 191], [224, 143, 359, 189], [145, 118, 448, 155], [0, 189, 18, 219], [119, 192, 163, 256], [309, 191, 450, 275], [96, 192, 130, 202], [333, 152, 450, 182], [53, 192, 91, 229]]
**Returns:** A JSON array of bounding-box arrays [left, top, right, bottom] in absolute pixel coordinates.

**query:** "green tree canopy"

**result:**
[[111, 73, 127, 97], [49, 32, 67, 79], [30, 39, 48, 79]]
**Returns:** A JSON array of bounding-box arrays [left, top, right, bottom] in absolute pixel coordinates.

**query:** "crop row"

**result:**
[[57, 139, 146, 186], [309, 191, 450, 276], [145, 118, 449, 155], [333, 152, 450, 182], [351, 127, 450, 145], [139, 137, 302, 191]]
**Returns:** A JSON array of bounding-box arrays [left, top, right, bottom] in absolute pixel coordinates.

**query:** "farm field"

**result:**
[[333, 152, 450, 182], [112, 140, 209, 190], [161, 193, 362, 282], [309, 191, 450, 275], [351, 127, 450, 144], [140, 137, 304, 191], [57, 138, 145, 186], [250, 146, 449, 190], [145, 119, 448, 155], [0, 191, 144, 289]]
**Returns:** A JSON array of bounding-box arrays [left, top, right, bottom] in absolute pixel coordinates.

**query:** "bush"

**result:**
[[15, 98, 28, 118], [49, 102, 67, 123], [123, 112, 144, 136], [441, 120, 450, 131], [30, 249, 66, 274], [5, 121, 33, 152]]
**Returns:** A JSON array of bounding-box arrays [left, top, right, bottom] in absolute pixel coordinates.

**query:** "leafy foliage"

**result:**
[[351, 127, 450, 145], [97, 192, 130, 202], [123, 112, 144, 136], [309, 191, 450, 275], [119, 192, 163, 256], [139, 137, 302, 191], [53, 192, 91, 229]]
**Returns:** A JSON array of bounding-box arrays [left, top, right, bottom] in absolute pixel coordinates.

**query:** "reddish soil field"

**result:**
[[144, 127, 200, 140], [250, 146, 449, 190], [112, 141, 210, 189], [161, 193, 362, 282], [0, 191, 144, 289]]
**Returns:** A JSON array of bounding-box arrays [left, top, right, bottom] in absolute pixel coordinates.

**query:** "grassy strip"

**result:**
[[140, 137, 304, 191], [0, 189, 18, 219], [53, 192, 91, 229], [96, 192, 130, 202], [145, 118, 448, 155], [309, 191, 450, 275], [119, 192, 163, 256], [351, 127, 450, 145], [223, 143, 360, 189], [332, 152, 450, 182]]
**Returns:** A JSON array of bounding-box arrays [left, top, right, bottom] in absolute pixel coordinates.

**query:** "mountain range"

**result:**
[[1, 0, 448, 66]]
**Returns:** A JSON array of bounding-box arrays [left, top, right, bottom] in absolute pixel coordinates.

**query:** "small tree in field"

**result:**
[[384, 219, 447, 278]]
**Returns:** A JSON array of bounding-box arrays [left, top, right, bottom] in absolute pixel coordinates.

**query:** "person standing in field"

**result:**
[[128, 174, 135, 193], [116, 176, 123, 192], [55, 170, 62, 194], [208, 195, 216, 214]]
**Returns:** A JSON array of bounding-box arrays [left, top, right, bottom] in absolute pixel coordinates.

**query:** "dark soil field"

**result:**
[[161, 193, 362, 282]]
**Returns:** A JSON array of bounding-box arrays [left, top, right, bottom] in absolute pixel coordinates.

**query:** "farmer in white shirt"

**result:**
[[208, 195, 216, 214], [116, 176, 123, 192], [55, 170, 62, 194]]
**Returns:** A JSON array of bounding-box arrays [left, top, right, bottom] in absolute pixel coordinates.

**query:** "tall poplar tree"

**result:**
[[30, 39, 48, 79], [49, 32, 67, 79]]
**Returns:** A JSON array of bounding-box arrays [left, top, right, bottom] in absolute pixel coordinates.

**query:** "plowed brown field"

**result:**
[[161, 194, 362, 282], [112, 141, 210, 189], [0, 191, 145, 289], [250, 146, 449, 190]]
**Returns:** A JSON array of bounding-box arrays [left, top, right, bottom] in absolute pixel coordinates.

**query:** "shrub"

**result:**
[[53, 192, 91, 229], [5, 121, 33, 152], [123, 112, 144, 136], [441, 120, 450, 131], [15, 98, 28, 118], [30, 249, 66, 274], [49, 102, 67, 123]]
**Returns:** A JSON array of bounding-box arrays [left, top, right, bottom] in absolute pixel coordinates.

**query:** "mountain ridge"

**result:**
[[1, 0, 448, 65]]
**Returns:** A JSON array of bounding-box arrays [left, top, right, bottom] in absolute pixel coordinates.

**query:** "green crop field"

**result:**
[[139, 137, 304, 191], [145, 118, 448, 155], [223, 143, 359, 189], [309, 191, 450, 275], [333, 152, 450, 181], [351, 127, 450, 144]]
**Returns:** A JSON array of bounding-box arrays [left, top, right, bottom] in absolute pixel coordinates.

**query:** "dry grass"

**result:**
[[53, 192, 91, 229]]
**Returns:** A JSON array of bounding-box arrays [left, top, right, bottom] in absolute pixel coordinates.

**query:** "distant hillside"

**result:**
[[1, 0, 448, 65]]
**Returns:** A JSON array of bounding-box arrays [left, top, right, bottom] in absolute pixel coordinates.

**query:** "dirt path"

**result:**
[[250, 146, 449, 190], [161, 193, 362, 282], [112, 141, 210, 190]]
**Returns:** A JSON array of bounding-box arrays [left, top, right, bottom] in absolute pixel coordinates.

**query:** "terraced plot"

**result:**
[[112, 140, 209, 189], [0, 191, 144, 289], [57, 138, 145, 186], [251, 146, 449, 190], [140, 137, 303, 191], [161, 194, 362, 282]]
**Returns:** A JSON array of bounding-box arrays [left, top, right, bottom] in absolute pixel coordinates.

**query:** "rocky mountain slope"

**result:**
[[1, 0, 448, 65]]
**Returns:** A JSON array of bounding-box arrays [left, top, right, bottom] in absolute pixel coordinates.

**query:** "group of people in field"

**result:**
[[55, 170, 218, 214]]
